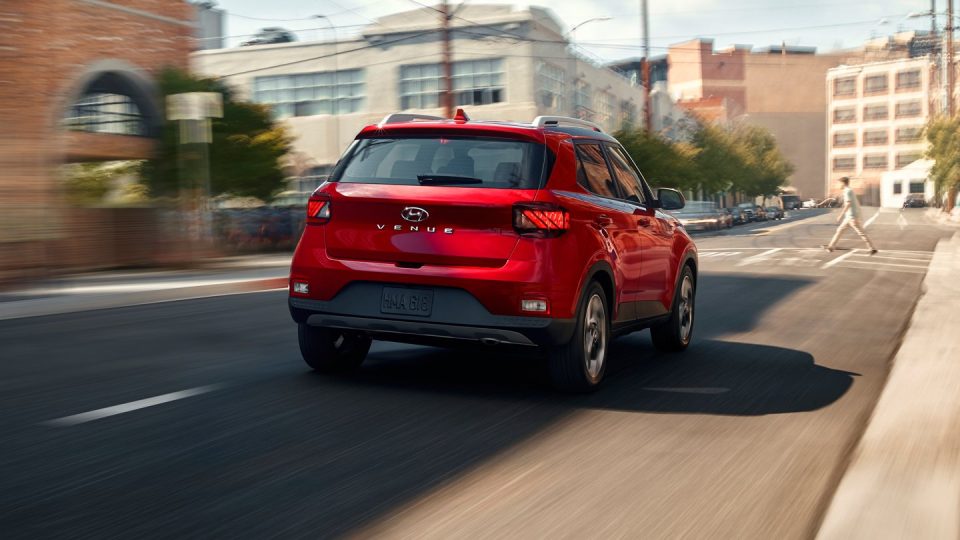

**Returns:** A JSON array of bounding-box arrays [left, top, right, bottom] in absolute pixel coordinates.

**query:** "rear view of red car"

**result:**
[[289, 110, 698, 391]]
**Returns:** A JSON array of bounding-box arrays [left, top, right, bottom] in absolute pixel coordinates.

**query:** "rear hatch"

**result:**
[[322, 133, 551, 267]]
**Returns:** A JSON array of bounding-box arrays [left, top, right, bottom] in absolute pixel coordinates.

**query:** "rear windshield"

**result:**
[[330, 136, 550, 189]]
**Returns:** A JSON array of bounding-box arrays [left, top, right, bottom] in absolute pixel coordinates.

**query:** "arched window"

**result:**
[[63, 92, 147, 136]]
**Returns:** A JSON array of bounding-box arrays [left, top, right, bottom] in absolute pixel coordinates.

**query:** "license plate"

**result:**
[[380, 287, 434, 317]]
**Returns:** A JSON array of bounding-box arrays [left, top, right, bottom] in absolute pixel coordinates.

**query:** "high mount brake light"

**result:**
[[306, 195, 331, 225], [513, 202, 569, 237]]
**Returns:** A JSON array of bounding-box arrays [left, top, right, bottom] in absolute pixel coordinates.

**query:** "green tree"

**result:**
[[924, 115, 960, 211], [143, 68, 293, 201], [614, 127, 700, 191], [730, 124, 794, 199]]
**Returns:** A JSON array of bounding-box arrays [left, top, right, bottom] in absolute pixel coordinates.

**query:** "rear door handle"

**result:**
[[595, 215, 614, 227]]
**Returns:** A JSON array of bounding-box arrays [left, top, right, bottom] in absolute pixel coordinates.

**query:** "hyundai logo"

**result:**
[[400, 207, 429, 222]]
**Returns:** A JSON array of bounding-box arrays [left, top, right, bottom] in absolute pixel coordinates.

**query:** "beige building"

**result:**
[[825, 57, 936, 206], [668, 39, 848, 200], [191, 4, 644, 177]]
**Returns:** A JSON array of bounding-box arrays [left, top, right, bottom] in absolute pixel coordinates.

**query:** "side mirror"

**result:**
[[656, 188, 685, 210]]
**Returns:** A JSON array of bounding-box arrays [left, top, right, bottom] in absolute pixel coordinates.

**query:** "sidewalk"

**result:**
[[0, 254, 291, 320], [817, 231, 960, 539], [926, 207, 960, 226]]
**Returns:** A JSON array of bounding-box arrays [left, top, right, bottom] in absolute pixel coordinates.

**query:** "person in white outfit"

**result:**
[[823, 176, 877, 254]]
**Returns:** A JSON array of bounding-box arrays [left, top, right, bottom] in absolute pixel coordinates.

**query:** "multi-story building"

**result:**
[[191, 4, 645, 175], [825, 57, 937, 206], [667, 38, 849, 200], [192, 1, 226, 51]]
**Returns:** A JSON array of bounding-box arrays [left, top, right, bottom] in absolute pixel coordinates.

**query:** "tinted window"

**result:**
[[575, 143, 618, 198], [332, 136, 548, 189], [606, 145, 647, 204]]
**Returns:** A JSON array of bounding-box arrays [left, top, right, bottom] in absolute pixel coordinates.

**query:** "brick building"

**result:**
[[0, 0, 193, 279], [667, 39, 849, 200]]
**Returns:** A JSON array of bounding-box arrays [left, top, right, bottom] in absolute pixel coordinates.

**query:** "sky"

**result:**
[[213, 0, 939, 61]]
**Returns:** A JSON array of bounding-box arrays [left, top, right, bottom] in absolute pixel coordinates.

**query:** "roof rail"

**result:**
[[532, 116, 603, 133], [377, 113, 446, 127]]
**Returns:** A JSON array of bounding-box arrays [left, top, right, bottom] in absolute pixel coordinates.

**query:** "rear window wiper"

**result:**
[[417, 175, 483, 185]]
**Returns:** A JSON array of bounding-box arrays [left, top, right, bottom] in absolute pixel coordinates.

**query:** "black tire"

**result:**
[[547, 282, 609, 392], [298, 324, 372, 373], [651, 266, 695, 353]]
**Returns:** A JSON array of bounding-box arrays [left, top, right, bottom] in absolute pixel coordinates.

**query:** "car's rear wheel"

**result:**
[[651, 266, 695, 353], [298, 324, 372, 373], [548, 282, 609, 392]]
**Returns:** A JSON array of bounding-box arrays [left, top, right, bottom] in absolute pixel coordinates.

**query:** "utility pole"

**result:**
[[641, 0, 652, 132], [932, 0, 938, 35], [948, 0, 956, 116], [440, 0, 454, 118]]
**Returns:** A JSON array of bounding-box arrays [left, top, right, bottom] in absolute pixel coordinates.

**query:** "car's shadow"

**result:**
[[337, 333, 855, 417]]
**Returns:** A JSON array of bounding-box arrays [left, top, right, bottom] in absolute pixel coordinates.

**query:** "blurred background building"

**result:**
[[666, 38, 850, 201], [193, 1, 226, 51], [191, 4, 646, 185], [0, 0, 193, 280], [827, 56, 937, 206]]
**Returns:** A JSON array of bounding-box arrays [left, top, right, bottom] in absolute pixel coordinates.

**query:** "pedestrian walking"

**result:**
[[823, 177, 877, 254]]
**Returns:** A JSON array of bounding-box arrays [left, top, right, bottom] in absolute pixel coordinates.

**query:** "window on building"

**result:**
[[896, 69, 922, 90], [833, 107, 856, 123], [833, 77, 856, 97], [896, 152, 924, 168], [863, 104, 888, 121], [893, 182, 903, 194], [909, 181, 926, 194], [895, 100, 922, 118], [398, 63, 442, 109], [863, 154, 888, 169], [863, 129, 888, 145], [452, 58, 505, 106], [833, 156, 856, 171], [399, 59, 505, 109], [574, 80, 593, 120], [595, 91, 614, 127], [895, 126, 923, 143], [833, 131, 856, 147], [864, 74, 888, 94], [619, 100, 637, 127], [63, 93, 146, 136], [536, 62, 565, 110], [253, 69, 365, 119]]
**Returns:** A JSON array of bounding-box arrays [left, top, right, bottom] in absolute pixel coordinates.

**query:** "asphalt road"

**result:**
[[1, 208, 954, 539]]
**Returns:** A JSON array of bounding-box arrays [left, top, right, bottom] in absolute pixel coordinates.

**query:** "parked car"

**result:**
[[241, 27, 297, 46], [670, 201, 725, 231], [726, 207, 748, 225], [816, 197, 839, 208], [738, 202, 766, 222], [719, 208, 735, 228], [903, 194, 928, 208], [765, 206, 784, 220], [801, 198, 817, 208], [289, 111, 698, 392], [780, 195, 801, 210]]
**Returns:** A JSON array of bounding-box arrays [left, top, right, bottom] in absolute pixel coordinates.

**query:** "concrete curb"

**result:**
[[816, 232, 960, 539], [0, 277, 288, 321]]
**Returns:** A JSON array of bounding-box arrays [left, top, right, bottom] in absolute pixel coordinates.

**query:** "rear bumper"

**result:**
[[289, 283, 575, 348]]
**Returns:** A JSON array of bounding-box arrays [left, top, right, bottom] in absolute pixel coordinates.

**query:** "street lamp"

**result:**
[[565, 17, 611, 118], [314, 14, 339, 179]]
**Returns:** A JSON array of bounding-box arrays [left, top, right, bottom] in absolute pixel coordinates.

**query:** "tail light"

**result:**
[[513, 202, 569, 238], [306, 194, 331, 225]]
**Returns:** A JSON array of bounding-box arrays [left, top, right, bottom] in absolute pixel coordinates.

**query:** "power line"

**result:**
[[214, 30, 439, 79]]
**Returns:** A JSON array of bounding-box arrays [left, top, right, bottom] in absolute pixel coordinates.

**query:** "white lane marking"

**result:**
[[27, 278, 282, 295], [838, 260, 931, 269], [897, 212, 909, 230], [643, 387, 730, 394], [823, 249, 859, 268], [863, 209, 882, 228], [43, 385, 221, 426], [736, 248, 782, 266], [700, 251, 742, 258], [852, 254, 931, 263]]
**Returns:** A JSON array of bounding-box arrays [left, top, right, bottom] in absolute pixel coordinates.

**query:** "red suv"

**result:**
[[289, 111, 697, 391]]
